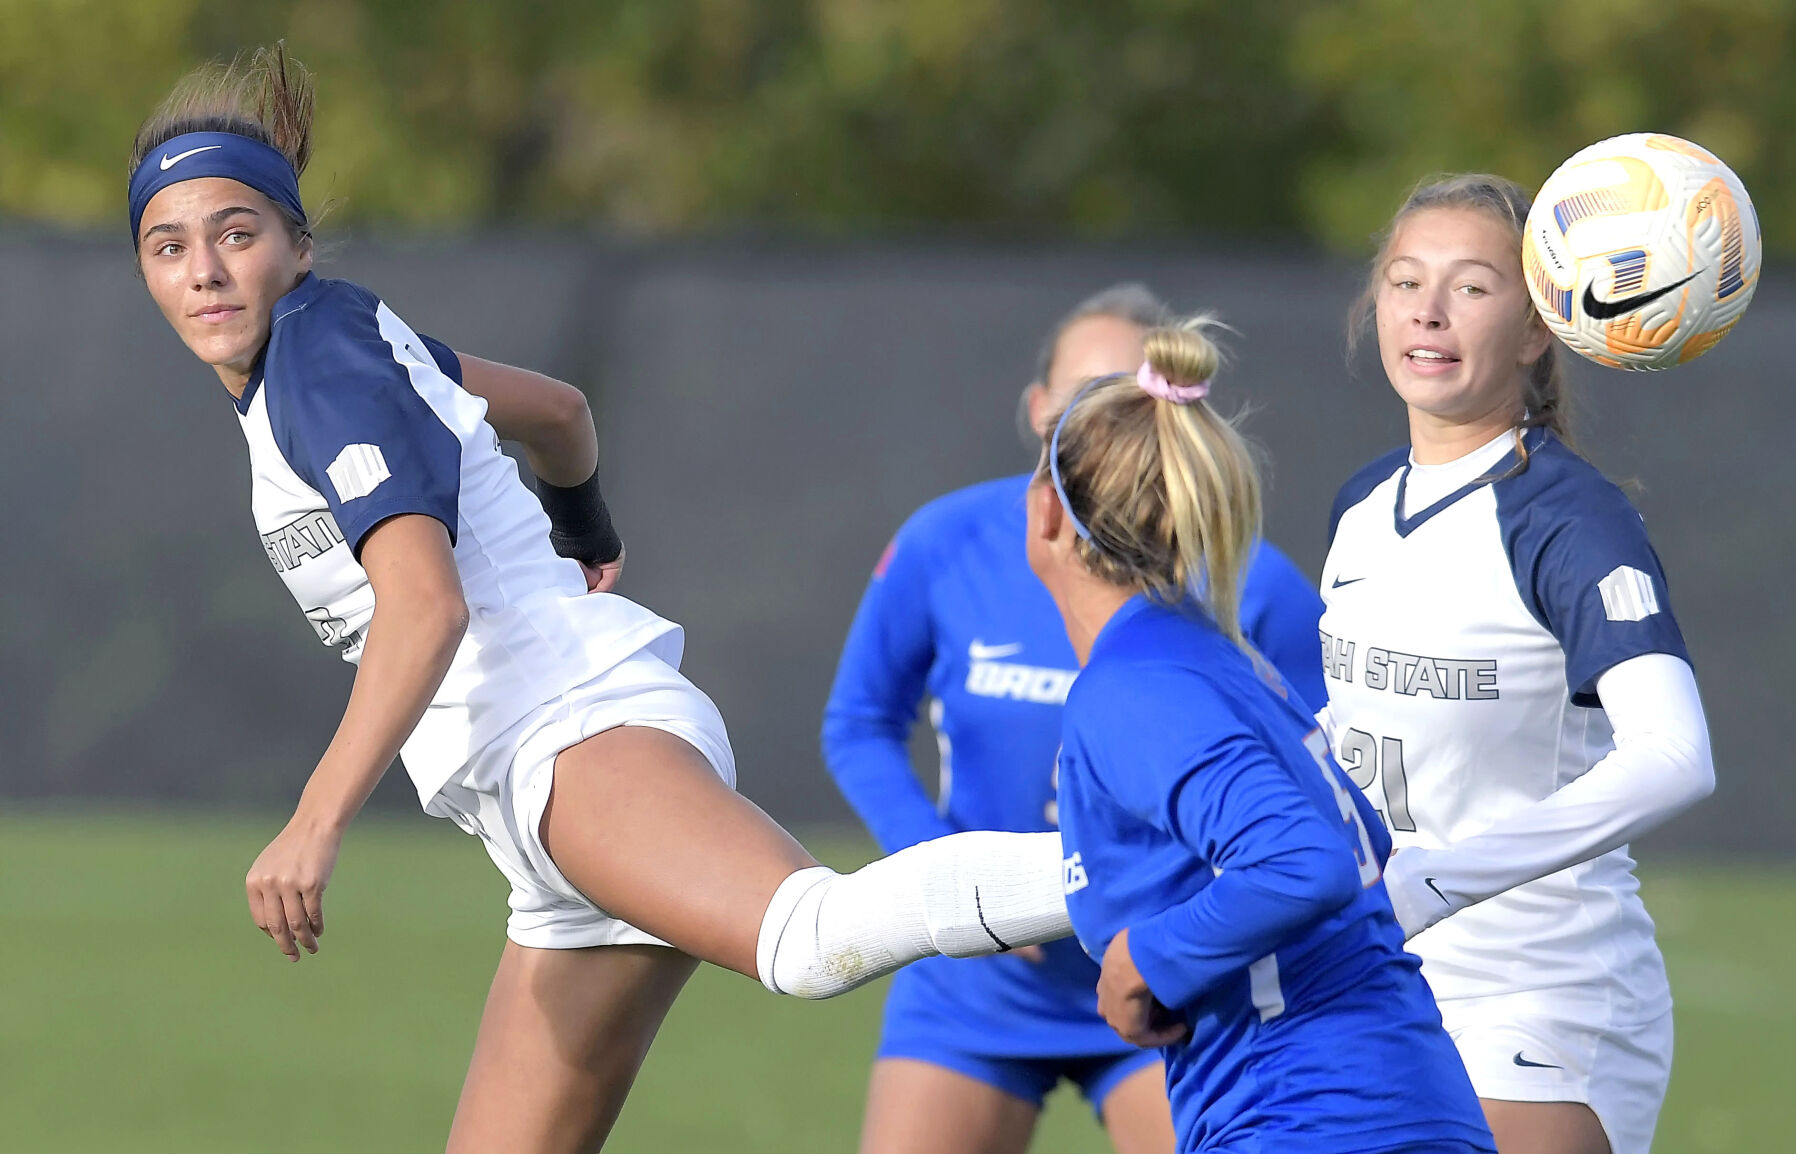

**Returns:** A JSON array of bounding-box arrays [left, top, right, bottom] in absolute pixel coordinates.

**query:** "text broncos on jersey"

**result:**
[[965, 647, 1078, 704]]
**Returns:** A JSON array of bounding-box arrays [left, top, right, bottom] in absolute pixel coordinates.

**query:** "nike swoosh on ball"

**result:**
[[1580, 270, 1701, 320]]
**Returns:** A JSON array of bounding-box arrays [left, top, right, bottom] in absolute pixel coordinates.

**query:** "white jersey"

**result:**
[[1320, 428, 1687, 1020], [235, 273, 680, 808]]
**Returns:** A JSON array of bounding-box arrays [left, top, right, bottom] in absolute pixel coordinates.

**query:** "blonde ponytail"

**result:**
[[1043, 315, 1262, 643]]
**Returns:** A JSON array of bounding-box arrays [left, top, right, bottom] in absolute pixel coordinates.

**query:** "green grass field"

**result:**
[[1, 811, 1789, 1152]]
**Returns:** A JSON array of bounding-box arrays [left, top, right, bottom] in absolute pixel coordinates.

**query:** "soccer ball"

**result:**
[[1522, 132, 1760, 370]]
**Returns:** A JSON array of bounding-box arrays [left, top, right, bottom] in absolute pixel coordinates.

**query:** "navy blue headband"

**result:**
[[128, 131, 306, 243]]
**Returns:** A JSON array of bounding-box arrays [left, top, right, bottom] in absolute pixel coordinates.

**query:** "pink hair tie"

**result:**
[[1136, 360, 1210, 403]]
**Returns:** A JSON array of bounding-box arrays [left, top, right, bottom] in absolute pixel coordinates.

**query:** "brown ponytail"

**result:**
[[128, 43, 318, 244]]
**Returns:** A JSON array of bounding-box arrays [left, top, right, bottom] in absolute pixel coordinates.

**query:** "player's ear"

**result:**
[[1519, 310, 1553, 367], [1027, 477, 1064, 542], [1024, 477, 1066, 583], [1023, 382, 1052, 438]]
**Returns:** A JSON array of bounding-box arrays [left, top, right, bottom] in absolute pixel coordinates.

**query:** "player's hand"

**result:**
[[1097, 928, 1187, 1047], [245, 817, 342, 962], [579, 546, 625, 593], [1380, 847, 1456, 940], [1011, 944, 1046, 964]]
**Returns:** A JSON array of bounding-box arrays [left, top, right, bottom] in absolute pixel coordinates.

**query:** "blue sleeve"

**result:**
[[1239, 540, 1327, 711], [1076, 667, 1362, 1010], [1498, 452, 1690, 706], [267, 289, 463, 556], [820, 523, 957, 852]]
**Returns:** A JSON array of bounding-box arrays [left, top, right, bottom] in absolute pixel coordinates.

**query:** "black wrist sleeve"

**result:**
[[536, 468, 622, 565]]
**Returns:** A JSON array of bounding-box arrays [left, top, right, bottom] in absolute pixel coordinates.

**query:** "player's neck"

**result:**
[[1407, 405, 1518, 466], [1054, 575, 1135, 667], [213, 358, 256, 399]]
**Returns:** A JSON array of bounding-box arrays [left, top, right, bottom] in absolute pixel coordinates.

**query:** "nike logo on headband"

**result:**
[[159, 145, 224, 171]]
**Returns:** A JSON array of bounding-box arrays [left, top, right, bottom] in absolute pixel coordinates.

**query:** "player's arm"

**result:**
[[1382, 652, 1712, 938], [454, 353, 597, 486], [245, 514, 468, 962], [446, 350, 620, 587], [1121, 737, 1363, 1010], [1086, 671, 1367, 1039], [1384, 495, 1714, 937], [246, 305, 477, 960], [821, 526, 958, 854]]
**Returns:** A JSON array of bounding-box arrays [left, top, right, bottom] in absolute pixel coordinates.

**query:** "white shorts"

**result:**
[[428, 646, 737, 950], [1437, 989, 1673, 1154]]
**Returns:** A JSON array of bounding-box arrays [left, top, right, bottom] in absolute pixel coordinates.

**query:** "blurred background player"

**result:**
[[1034, 317, 1495, 1154], [1320, 174, 1716, 1154], [129, 46, 1076, 1154], [822, 285, 1325, 1154]]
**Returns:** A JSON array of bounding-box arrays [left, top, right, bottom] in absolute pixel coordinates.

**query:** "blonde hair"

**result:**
[[1348, 172, 1573, 472], [128, 43, 318, 246], [1039, 315, 1262, 643]]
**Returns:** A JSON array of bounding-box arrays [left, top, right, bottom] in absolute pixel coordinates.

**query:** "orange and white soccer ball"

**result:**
[[1523, 132, 1760, 370]]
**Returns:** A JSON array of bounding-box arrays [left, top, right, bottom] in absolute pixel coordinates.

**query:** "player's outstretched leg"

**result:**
[[755, 829, 1069, 998], [444, 724, 1071, 1151], [538, 725, 1073, 997]]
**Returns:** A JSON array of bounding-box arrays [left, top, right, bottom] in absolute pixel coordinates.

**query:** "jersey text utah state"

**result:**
[[1320, 628, 1499, 700], [261, 509, 346, 573]]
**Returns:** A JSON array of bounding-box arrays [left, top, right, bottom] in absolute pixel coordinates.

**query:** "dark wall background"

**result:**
[[1, 229, 1786, 854]]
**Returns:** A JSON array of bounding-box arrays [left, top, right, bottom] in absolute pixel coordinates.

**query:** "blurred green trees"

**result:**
[[3, 0, 1789, 252]]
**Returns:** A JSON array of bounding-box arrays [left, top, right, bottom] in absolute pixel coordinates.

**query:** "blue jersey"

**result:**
[[1057, 597, 1493, 1153], [821, 475, 1325, 1059]]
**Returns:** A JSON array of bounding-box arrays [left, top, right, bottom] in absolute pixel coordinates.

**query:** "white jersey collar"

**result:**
[[1401, 429, 1518, 519]]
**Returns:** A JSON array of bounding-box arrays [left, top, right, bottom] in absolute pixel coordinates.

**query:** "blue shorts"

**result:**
[[873, 951, 1160, 1115], [875, 1037, 1162, 1114]]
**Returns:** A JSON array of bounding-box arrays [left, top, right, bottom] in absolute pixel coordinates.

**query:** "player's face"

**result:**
[[1029, 315, 1146, 437], [137, 177, 313, 393], [1375, 207, 1551, 429]]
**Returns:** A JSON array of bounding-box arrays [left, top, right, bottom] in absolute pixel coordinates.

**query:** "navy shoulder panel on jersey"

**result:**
[[261, 275, 463, 555], [416, 333, 462, 384], [1494, 432, 1689, 705], [1328, 446, 1408, 547]]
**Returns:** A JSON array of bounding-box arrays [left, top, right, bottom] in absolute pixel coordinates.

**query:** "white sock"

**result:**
[[755, 831, 1072, 999]]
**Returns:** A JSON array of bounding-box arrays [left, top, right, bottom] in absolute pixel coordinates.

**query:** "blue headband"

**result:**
[[128, 131, 307, 243], [1048, 375, 1115, 544]]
